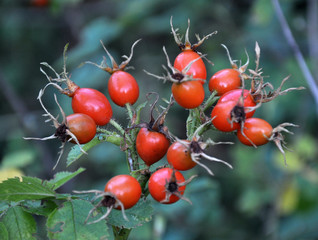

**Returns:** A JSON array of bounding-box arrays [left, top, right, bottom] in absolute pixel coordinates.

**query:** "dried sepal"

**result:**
[[161, 169, 197, 205], [24, 88, 87, 170], [144, 46, 206, 84], [72, 190, 128, 224], [172, 122, 233, 176], [126, 92, 174, 142], [40, 46, 80, 97], [170, 16, 217, 51], [269, 122, 299, 166], [86, 39, 141, 74], [221, 44, 250, 75]]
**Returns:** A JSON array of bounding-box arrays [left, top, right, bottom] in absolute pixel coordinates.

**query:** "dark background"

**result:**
[[0, 0, 317, 239]]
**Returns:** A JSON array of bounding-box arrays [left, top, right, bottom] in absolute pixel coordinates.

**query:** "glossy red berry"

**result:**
[[136, 128, 170, 166], [66, 113, 96, 144], [108, 70, 139, 107], [104, 175, 142, 210], [218, 89, 256, 119], [211, 100, 241, 132], [71, 88, 112, 126], [174, 50, 206, 84], [167, 141, 196, 171], [208, 69, 241, 95], [237, 118, 273, 146], [148, 168, 186, 204], [171, 80, 205, 109]]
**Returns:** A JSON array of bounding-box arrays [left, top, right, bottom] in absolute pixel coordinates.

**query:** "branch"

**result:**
[[272, 0, 318, 115]]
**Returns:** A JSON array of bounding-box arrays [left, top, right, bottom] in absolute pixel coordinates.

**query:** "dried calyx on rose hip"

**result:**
[[40, 44, 112, 126], [170, 16, 217, 82], [86, 39, 141, 107], [211, 42, 304, 134], [148, 167, 196, 204], [127, 93, 173, 166], [145, 46, 205, 109], [168, 121, 233, 175], [24, 88, 94, 169], [73, 175, 142, 224]]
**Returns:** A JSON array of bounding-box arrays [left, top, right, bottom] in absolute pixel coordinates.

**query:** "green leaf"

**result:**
[[46, 199, 109, 240], [2, 206, 36, 240], [0, 176, 56, 201], [66, 131, 123, 166], [67, 133, 122, 167], [0, 202, 10, 214], [66, 138, 100, 167], [106, 199, 154, 229], [0, 222, 8, 240], [47, 168, 85, 190], [21, 200, 58, 217]]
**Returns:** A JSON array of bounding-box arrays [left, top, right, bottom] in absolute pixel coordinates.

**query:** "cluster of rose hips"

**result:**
[[26, 17, 303, 223]]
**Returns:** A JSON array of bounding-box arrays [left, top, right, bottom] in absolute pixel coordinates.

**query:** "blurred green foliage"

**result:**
[[0, 0, 317, 239]]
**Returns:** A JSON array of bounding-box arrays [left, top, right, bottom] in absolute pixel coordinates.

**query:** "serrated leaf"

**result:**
[[46, 199, 109, 240], [2, 206, 36, 240], [106, 199, 153, 229], [0, 222, 8, 240], [47, 168, 85, 190], [0, 176, 56, 201], [0, 202, 10, 214], [22, 200, 58, 217], [67, 138, 100, 167]]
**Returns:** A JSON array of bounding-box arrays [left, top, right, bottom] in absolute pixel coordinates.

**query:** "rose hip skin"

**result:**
[[167, 141, 196, 171], [237, 118, 273, 146], [104, 175, 142, 210], [208, 69, 241, 96], [211, 100, 240, 132], [136, 128, 170, 166], [171, 80, 205, 109], [218, 89, 256, 118], [148, 168, 186, 204], [108, 70, 139, 107], [71, 88, 113, 126], [66, 113, 96, 144], [174, 50, 207, 84]]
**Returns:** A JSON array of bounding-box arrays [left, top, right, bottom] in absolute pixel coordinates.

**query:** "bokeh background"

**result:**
[[1, 0, 318, 239]]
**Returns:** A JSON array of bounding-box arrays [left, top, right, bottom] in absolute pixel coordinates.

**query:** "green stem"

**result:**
[[109, 119, 125, 135], [203, 91, 219, 111], [125, 103, 134, 121], [96, 128, 123, 146], [109, 119, 133, 144]]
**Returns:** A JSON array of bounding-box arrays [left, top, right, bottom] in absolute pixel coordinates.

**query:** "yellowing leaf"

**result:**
[[277, 181, 299, 215], [0, 168, 24, 183], [273, 151, 303, 173]]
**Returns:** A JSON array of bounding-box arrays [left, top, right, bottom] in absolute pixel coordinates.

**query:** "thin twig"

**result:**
[[272, 0, 318, 115]]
